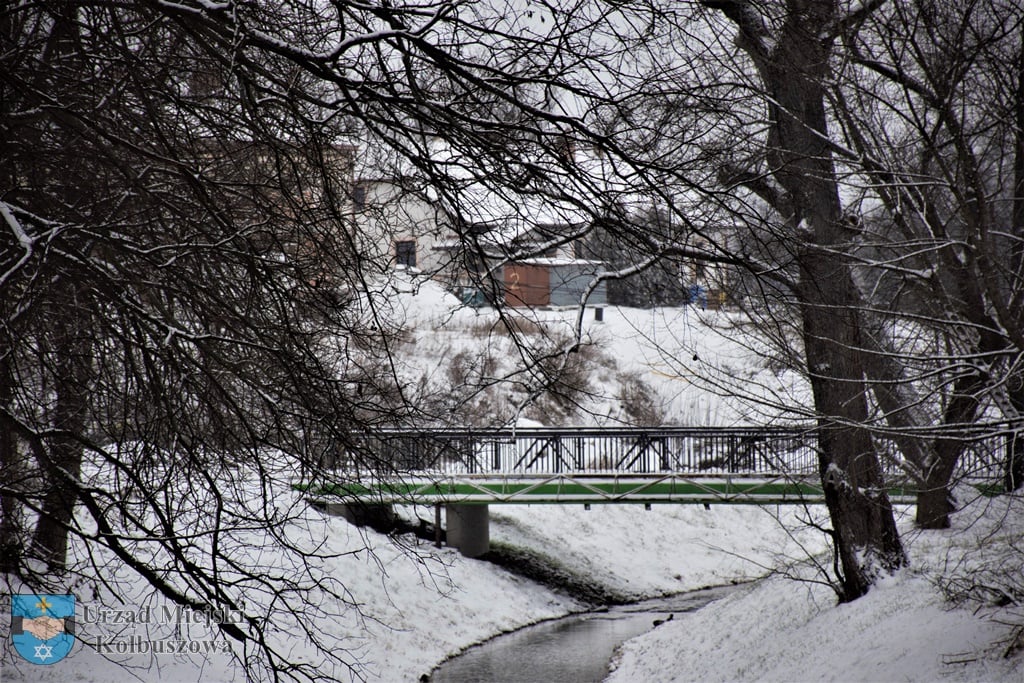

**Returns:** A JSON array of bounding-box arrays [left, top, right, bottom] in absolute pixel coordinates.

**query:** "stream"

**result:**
[[429, 584, 736, 682]]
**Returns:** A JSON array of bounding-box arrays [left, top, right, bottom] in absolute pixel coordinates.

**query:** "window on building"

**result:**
[[395, 240, 416, 268], [351, 183, 367, 211]]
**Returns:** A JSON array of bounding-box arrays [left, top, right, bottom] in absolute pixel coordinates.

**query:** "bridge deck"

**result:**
[[301, 427, 1009, 506], [306, 473, 921, 505]]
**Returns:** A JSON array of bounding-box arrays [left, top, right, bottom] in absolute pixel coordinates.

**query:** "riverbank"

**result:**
[[0, 499, 824, 683], [421, 495, 1024, 683], [398, 502, 829, 681], [7, 491, 1020, 682], [605, 492, 1024, 683]]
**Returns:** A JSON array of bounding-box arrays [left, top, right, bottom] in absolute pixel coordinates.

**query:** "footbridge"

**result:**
[[300, 426, 1007, 556]]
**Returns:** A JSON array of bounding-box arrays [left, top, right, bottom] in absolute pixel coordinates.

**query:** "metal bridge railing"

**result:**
[[351, 427, 820, 476], [330, 426, 1012, 481]]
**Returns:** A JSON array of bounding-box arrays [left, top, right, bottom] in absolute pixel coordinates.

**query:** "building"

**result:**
[[352, 146, 608, 308]]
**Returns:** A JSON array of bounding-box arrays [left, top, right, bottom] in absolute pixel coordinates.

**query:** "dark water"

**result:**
[[429, 585, 734, 683]]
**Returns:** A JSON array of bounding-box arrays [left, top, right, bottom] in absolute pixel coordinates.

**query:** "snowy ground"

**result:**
[[5, 493, 1021, 682], [1, 495, 828, 682], [388, 275, 806, 428], [4, 278, 1022, 682], [607, 492, 1024, 683]]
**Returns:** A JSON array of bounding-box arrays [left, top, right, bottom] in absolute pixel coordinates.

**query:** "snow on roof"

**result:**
[[512, 257, 604, 267], [451, 184, 587, 233]]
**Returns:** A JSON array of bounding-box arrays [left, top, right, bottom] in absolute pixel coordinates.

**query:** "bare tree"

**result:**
[[1, 0, 743, 678], [828, 0, 1024, 525], [1, 4, 410, 679], [16, 2, 1024, 679], [697, 0, 907, 601]]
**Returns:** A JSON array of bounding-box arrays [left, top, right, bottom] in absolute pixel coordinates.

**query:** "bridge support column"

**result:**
[[445, 504, 489, 558]]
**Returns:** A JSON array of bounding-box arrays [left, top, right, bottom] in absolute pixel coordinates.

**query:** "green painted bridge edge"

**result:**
[[294, 479, 925, 505]]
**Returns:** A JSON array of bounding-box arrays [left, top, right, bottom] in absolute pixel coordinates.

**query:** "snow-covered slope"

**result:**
[[388, 273, 804, 427], [607, 493, 1024, 683], [1, 493, 822, 682]]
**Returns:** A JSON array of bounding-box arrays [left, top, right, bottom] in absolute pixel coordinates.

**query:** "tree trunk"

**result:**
[[704, 0, 907, 600], [916, 458, 958, 530], [0, 353, 23, 573], [21, 8, 94, 573], [1008, 26, 1024, 493], [916, 437, 962, 530], [770, 0, 906, 601], [801, 260, 905, 599], [859, 319, 933, 481], [915, 369, 985, 527], [32, 298, 90, 572]]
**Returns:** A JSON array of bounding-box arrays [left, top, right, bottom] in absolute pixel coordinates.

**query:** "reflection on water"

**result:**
[[430, 586, 733, 683]]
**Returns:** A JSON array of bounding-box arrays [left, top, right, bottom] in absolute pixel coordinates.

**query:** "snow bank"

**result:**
[[489, 504, 823, 598], [2, 499, 820, 682], [607, 495, 1024, 683]]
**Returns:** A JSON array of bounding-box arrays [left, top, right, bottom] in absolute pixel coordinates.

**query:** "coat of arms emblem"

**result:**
[[11, 594, 76, 665]]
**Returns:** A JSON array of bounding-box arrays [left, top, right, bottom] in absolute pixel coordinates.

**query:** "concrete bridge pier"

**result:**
[[445, 504, 489, 558]]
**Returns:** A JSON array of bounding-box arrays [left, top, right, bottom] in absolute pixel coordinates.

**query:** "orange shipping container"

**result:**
[[504, 264, 550, 307]]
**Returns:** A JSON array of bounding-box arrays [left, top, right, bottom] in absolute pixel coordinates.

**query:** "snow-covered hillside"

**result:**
[[7, 482, 1020, 682], [1, 491, 829, 682], [385, 273, 805, 428]]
